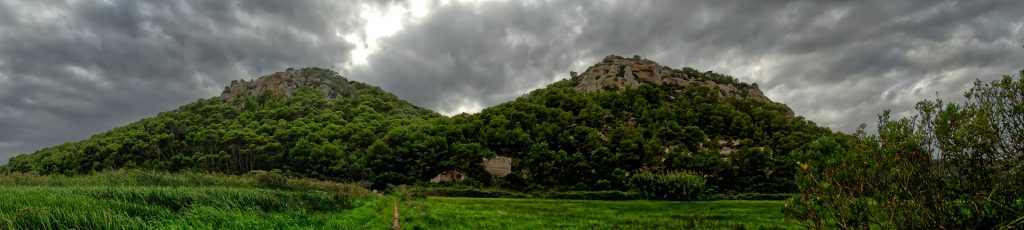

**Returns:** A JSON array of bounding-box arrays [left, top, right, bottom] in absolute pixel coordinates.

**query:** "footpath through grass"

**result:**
[[398, 197, 799, 229]]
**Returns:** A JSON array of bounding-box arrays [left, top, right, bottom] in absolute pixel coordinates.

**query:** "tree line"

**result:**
[[3, 67, 833, 195]]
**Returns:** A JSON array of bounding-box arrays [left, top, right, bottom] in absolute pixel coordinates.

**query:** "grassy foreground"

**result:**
[[398, 197, 799, 229], [0, 171, 798, 229], [0, 170, 394, 229]]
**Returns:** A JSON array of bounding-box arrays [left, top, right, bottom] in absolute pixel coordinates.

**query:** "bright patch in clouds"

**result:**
[[343, 1, 439, 67], [343, 0, 506, 68]]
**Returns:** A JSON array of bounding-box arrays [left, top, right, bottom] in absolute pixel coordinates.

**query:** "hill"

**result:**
[[4, 67, 441, 180], [466, 55, 830, 192], [3, 56, 832, 193]]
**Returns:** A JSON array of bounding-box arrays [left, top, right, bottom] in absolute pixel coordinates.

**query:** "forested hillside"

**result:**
[[3, 56, 833, 193], [4, 67, 448, 183]]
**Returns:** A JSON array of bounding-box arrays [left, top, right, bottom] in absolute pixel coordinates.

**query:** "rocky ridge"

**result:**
[[220, 68, 351, 101], [574, 55, 773, 103]]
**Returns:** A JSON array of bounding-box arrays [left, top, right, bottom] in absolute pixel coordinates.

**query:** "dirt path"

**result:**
[[392, 200, 400, 230]]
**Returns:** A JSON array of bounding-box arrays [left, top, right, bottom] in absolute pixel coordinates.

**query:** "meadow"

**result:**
[[397, 197, 799, 229], [0, 170, 393, 229], [0, 170, 798, 229]]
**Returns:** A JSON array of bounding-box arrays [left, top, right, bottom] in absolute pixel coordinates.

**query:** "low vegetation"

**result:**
[[397, 197, 798, 229], [627, 171, 705, 200], [0, 170, 389, 229], [785, 71, 1024, 229], [0, 170, 799, 229]]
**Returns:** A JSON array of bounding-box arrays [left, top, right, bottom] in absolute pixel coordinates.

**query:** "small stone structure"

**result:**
[[428, 156, 513, 183], [483, 156, 512, 177]]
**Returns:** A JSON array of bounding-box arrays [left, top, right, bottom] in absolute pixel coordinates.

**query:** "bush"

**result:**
[[249, 170, 288, 189], [411, 187, 530, 198], [705, 193, 793, 201], [785, 72, 1024, 229], [411, 187, 645, 200], [542, 191, 642, 200], [628, 171, 705, 200], [387, 184, 423, 201]]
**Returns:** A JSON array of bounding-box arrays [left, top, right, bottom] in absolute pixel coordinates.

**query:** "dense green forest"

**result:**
[[3, 62, 833, 194]]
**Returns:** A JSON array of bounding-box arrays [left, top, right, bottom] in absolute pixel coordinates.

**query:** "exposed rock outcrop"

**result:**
[[574, 55, 775, 103], [220, 68, 349, 101], [430, 170, 467, 183], [429, 156, 512, 183]]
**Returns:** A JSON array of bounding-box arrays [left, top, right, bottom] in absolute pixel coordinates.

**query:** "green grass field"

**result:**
[[397, 197, 799, 229], [0, 170, 395, 229], [0, 171, 798, 229]]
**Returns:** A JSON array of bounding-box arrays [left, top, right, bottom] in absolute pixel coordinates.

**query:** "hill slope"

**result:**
[[468, 55, 829, 192], [3, 56, 832, 193], [4, 68, 440, 179]]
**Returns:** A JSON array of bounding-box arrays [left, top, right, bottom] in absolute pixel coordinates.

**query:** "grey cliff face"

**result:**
[[220, 68, 348, 101], [574, 56, 793, 117]]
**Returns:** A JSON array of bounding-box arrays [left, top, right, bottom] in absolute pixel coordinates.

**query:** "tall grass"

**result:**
[[627, 171, 706, 200], [398, 197, 799, 229], [0, 170, 371, 196], [0, 170, 384, 229]]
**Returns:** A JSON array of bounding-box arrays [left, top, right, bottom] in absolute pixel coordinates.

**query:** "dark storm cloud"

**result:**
[[352, 0, 1024, 132], [2, 0, 1023, 163], [349, 0, 595, 114], [0, 0, 365, 163]]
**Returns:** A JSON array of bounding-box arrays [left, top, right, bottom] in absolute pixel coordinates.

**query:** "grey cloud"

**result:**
[[2, 0, 1023, 163], [0, 0, 366, 162], [348, 1, 592, 114], [354, 0, 1023, 133]]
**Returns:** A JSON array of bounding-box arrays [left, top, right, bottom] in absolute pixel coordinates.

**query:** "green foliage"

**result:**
[[2, 68, 452, 188], [541, 190, 642, 200], [0, 169, 373, 200], [412, 187, 531, 199], [2, 65, 831, 195], [627, 171, 706, 200], [250, 170, 288, 190], [387, 184, 424, 201], [0, 171, 384, 229], [409, 187, 647, 201], [477, 79, 828, 193], [398, 197, 800, 229], [785, 71, 1024, 229], [705, 193, 794, 201], [782, 136, 879, 229]]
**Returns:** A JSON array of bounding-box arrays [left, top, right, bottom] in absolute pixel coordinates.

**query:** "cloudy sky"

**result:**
[[1, 0, 1022, 163]]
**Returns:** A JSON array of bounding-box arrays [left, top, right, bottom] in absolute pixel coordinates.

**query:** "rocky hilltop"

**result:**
[[220, 68, 356, 101], [574, 55, 772, 102]]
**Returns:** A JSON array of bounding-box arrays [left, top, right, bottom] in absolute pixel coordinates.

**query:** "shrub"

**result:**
[[411, 187, 530, 198], [785, 72, 1024, 229], [0, 169, 374, 198], [628, 171, 705, 200], [250, 170, 288, 189], [542, 191, 642, 200], [387, 184, 423, 201], [705, 193, 793, 201]]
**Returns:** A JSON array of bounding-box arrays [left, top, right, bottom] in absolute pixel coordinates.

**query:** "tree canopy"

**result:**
[[785, 70, 1024, 229], [3, 67, 833, 193]]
